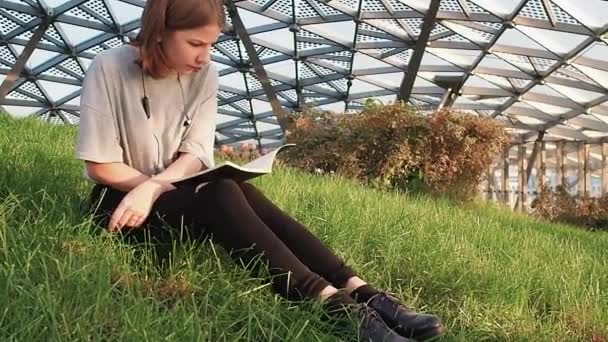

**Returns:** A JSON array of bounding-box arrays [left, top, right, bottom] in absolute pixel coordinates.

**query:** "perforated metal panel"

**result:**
[[1, 0, 607, 147]]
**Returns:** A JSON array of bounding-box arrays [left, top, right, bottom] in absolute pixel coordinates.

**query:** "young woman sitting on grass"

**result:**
[[76, 0, 445, 340]]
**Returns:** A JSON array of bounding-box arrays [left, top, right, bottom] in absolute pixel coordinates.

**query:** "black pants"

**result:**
[[88, 179, 356, 300]]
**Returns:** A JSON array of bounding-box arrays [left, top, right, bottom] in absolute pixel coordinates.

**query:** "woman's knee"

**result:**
[[195, 178, 244, 205], [203, 178, 240, 194], [238, 181, 257, 193]]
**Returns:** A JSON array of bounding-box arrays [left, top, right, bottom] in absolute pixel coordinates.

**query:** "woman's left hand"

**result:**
[[108, 180, 174, 232]]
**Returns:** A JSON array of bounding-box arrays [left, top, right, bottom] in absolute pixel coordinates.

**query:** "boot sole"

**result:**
[[415, 324, 447, 341]]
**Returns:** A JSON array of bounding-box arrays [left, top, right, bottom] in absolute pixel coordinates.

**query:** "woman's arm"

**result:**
[[149, 152, 206, 185], [86, 162, 149, 192], [93, 152, 207, 231], [87, 152, 206, 193]]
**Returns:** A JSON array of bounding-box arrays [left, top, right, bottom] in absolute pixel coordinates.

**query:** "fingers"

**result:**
[[109, 203, 127, 232], [127, 215, 145, 228], [136, 215, 146, 226], [116, 209, 135, 229], [108, 188, 155, 232], [127, 216, 139, 227], [109, 206, 147, 232]]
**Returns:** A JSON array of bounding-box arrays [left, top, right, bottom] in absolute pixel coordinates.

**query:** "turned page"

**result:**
[[241, 144, 295, 172]]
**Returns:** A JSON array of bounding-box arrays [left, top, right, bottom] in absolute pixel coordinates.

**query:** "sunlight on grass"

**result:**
[[1, 114, 607, 341]]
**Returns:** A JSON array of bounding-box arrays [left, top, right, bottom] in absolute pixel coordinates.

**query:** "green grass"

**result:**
[[1, 113, 607, 341]]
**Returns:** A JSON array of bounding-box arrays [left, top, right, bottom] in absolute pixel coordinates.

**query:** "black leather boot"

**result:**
[[366, 293, 446, 341], [356, 304, 417, 342]]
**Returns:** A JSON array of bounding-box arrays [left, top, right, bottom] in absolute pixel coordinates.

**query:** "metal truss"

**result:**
[[1, 0, 607, 147]]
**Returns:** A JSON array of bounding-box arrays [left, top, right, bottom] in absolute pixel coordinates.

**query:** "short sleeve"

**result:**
[[178, 64, 218, 169], [75, 56, 123, 163]]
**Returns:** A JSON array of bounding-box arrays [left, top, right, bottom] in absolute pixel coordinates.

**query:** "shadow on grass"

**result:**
[[0, 143, 90, 214]]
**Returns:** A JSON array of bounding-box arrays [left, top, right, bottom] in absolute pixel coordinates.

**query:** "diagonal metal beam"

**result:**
[[0, 22, 48, 105], [233, 33, 263, 149], [490, 25, 608, 122], [342, 0, 362, 112], [101, 0, 121, 28], [455, 0, 471, 19], [55, 109, 72, 124], [0, 0, 41, 14], [291, 0, 304, 111], [436, 1, 529, 110], [514, 131, 545, 210], [225, 0, 291, 135], [512, 16, 591, 35], [54, 0, 89, 17], [3, 16, 45, 41], [117, 0, 145, 7], [540, 0, 557, 28], [0, 0, 603, 146], [397, 0, 440, 102]]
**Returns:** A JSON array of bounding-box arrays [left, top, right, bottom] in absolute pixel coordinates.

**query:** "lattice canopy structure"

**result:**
[[1, 0, 607, 148]]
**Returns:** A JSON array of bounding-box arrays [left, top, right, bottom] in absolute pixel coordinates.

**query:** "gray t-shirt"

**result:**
[[76, 44, 217, 180]]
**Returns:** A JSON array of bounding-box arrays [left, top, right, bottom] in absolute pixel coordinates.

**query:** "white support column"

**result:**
[[578, 141, 585, 196], [556, 141, 565, 190], [486, 165, 493, 201], [502, 146, 510, 205], [536, 141, 546, 191], [602, 142, 608, 196], [584, 143, 591, 197], [517, 144, 527, 211]]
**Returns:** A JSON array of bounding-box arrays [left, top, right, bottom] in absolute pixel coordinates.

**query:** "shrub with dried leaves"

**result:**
[[217, 143, 264, 162], [281, 101, 511, 201], [531, 185, 608, 231]]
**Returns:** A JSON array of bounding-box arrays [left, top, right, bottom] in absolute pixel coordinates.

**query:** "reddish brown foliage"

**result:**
[[531, 185, 608, 231], [281, 101, 511, 201], [217, 143, 264, 162]]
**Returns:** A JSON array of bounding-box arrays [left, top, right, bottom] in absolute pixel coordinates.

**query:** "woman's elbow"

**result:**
[[85, 161, 109, 183]]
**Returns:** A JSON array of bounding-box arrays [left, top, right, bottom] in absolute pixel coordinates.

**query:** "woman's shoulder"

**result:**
[[90, 45, 138, 72], [191, 63, 218, 91]]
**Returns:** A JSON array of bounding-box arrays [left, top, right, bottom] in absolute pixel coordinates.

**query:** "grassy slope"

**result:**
[[0, 114, 607, 341]]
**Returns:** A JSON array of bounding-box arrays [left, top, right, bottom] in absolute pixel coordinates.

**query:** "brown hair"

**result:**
[[132, 0, 225, 78]]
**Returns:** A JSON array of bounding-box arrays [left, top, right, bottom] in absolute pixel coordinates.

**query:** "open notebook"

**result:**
[[171, 144, 296, 188]]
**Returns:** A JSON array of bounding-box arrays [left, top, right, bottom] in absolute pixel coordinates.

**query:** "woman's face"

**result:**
[[161, 24, 222, 75]]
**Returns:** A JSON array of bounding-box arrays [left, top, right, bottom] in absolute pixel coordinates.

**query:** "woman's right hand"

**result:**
[[108, 179, 174, 232]]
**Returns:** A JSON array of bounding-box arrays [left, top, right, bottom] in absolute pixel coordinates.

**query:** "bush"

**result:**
[[282, 101, 511, 201], [217, 143, 264, 162], [531, 185, 608, 231], [423, 108, 511, 199]]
